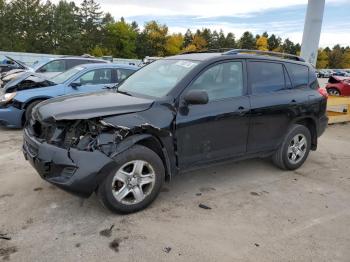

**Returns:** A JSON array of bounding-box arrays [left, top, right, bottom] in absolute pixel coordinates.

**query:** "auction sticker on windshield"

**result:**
[[175, 61, 197, 68]]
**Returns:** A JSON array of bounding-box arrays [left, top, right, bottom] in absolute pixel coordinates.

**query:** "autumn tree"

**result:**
[[316, 49, 329, 68], [165, 33, 184, 55], [256, 36, 268, 51]]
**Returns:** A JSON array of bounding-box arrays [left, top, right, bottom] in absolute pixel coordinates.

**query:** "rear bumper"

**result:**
[[0, 105, 24, 128], [22, 128, 117, 198], [318, 115, 328, 137]]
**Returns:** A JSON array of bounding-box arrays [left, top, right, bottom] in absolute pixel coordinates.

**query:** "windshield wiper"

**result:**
[[116, 89, 132, 96]]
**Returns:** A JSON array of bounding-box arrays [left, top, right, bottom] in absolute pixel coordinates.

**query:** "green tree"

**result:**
[[183, 29, 193, 48], [238, 31, 255, 49], [267, 34, 281, 51], [79, 0, 103, 52], [105, 18, 137, 58], [51, 1, 83, 54], [224, 32, 236, 48]]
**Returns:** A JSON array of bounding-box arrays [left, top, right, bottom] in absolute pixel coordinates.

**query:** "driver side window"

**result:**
[[76, 69, 112, 85], [188, 61, 244, 101]]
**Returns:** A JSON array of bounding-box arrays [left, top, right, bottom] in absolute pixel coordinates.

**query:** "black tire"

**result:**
[[327, 88, 340, 96], [272, 124, 311, 170], [25, 100, 45, 124], [98, 145, 165, 214]]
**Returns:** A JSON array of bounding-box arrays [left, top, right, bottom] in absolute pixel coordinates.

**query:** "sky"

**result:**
[[57, 0, 350, 47]]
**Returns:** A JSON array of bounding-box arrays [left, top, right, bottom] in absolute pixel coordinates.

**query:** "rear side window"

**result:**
[[248, 61, 285, 94], [66, 59, 90, 69], [114, 68, 134, 82], [38, 60, 66, 73], [285, 63, 309, 88]]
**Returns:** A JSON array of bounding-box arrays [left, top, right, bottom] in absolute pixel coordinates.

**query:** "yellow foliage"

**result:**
[[316, 49, 329, 69], [256, 36, 268, 51], [165, 33, 184, 55]]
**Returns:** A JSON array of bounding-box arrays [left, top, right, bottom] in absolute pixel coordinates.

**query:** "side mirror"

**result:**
[[70, 82, 81, 89], [38, 68, 47, 73], [184, 90, 209, 105]]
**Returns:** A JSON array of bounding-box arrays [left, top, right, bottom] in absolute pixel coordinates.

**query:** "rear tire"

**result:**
[[98, 145, 165, 214], [272, 124, 311, 170], [327, 88, 340, 96]]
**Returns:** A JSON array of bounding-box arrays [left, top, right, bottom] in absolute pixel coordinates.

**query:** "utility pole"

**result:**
[[300, 0, 325, 66]]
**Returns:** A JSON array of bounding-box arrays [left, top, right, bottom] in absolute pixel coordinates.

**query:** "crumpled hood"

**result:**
[[34, 91, 154, 122], [4, 72, 54, 93]]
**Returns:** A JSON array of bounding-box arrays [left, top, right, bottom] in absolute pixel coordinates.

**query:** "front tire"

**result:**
[[98, 145, 165, 214], [24, 100, 45, 125], [272, 124, 311, 170]]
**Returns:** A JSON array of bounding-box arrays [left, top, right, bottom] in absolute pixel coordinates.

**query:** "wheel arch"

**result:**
[[293, 117, 317, 150], [21, 96, 51, 125], [110, 133, 173, 181], [326, 86, 341, 95]]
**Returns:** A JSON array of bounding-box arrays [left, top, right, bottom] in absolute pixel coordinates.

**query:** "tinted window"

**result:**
[[188, 61, 244, 101], [66, 59, 89, 69], [75, 69, 112, 85], [285, 63, 309, 88], [248, 62, 285, 94], [115, 68, 134, 82], [39, 60, 66, 72]]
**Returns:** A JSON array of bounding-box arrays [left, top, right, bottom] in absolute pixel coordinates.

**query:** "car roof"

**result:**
[[79, 63, 139, 70]]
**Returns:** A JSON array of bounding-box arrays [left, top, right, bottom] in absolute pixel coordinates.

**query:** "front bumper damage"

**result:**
[[22, 128, 118, 197]]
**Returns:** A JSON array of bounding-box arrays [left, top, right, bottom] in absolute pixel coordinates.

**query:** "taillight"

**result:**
[[318, 87, 329, 99]]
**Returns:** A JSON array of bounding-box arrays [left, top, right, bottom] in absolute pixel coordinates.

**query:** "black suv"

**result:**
[[23, 50, 328, 214]]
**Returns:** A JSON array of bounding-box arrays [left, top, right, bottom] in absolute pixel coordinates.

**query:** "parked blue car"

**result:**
[[0, 63, 138, 128]]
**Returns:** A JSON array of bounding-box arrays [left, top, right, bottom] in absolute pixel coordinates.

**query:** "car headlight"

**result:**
[[0, 92, 16, 105]]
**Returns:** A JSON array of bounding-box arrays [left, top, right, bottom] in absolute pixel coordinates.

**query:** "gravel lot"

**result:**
[[1, 123, 350, 261]]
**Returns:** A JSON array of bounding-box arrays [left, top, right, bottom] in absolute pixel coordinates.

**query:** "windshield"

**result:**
[[118, 59, 199, 97], [51, 66, 85, 84]]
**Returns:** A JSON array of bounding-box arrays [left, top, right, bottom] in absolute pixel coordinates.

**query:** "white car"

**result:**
[[0, 56, 108, 87]]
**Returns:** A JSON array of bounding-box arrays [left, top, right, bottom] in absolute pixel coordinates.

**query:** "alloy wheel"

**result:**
[[287, 134, 307, 164], [111, 160, 156, 205]]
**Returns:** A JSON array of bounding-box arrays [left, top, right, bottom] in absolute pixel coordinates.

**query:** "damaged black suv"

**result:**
[[23, 50, 328, 213]]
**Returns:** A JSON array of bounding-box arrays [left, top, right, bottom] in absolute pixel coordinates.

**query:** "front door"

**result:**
[[66, 68, 114, 95], [175, 60, 250, 169]]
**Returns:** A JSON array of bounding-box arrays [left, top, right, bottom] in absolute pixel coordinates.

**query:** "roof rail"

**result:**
[[180, 48, 233, 55], [223, 49, 305, 62]]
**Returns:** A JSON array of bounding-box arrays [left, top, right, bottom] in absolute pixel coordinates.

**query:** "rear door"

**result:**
[[247, 60, 310, 153], [175, 60, 250, 168]]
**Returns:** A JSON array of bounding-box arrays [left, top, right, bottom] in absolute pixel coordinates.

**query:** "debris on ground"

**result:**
[[109, 238, 120, 252], [254, 243, 260, 247], [75, 243, 81, 248], [100, 225, 114, 238], [0, 194, 14, 199], [195, 193, 202, 196], [33, 187, 43, 191], [199, 187, 216, 193], [0, 246, 17, 260], [163, 247, 172, 253], [198, 204, 212, 210], [0, 233, 11, 240], [250, 192, 260, 196]]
